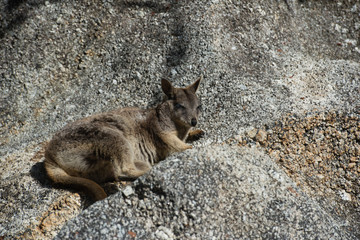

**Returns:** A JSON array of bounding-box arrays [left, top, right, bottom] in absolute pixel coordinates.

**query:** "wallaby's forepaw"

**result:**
[[190, 129, 204, 136], [178, 143, 192, 151], [186, 129, 205, 143], [185, 144, 193, 150]]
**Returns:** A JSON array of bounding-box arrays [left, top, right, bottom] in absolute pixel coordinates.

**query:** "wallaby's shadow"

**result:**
[[30, 161, 53, 188]]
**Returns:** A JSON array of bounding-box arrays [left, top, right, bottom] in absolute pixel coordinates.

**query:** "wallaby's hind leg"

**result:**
[[44, 161, 107, 201], [117, 160, 151, 179], [110, 141, 152, 179]]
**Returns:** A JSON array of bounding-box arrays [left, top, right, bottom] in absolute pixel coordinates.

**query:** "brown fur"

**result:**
[[44, 77, 202, 201]]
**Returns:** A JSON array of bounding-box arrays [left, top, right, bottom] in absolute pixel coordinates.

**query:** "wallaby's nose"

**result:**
[[191, 118, 197, 127]]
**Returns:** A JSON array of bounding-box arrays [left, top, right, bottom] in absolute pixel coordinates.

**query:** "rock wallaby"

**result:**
[[44, 77, 203, 201]]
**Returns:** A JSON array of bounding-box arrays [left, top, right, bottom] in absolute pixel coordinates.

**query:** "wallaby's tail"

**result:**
[[44, 160, 107, 201]]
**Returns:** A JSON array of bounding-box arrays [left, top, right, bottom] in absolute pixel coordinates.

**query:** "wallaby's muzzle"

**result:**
[[191, 118, 197, 127]]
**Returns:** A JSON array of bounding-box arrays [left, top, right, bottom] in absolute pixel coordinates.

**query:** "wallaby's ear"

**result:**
[[161, 78, 174, 99], [187, 76, 202, 93]]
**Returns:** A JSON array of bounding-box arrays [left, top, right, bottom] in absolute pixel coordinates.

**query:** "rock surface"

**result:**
[[1, 0, 360, 239], [56, 146, 357, 239]]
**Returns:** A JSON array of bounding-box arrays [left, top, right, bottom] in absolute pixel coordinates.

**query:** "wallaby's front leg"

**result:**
[[160, 131, 192, 152]]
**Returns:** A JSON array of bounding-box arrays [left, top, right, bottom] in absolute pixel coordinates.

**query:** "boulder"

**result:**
[[56, 146, 356, 239]]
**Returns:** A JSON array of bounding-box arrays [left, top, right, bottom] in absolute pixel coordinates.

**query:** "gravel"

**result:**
[[238, 111, 360, 237]]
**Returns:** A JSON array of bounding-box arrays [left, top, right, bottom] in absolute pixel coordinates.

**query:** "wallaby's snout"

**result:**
[[191, 118, 197, 127]]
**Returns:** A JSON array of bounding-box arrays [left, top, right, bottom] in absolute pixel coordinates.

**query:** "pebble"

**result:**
[[255, 129, 267, 144], [339, 190, 352, 201], [122, 186, 134, 197], [247, 128, 258, 140], [155, 226, 175, 240]]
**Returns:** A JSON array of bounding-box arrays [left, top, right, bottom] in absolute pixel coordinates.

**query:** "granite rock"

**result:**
[[56, 146, 357, 239], [1, 0, 360, 238]]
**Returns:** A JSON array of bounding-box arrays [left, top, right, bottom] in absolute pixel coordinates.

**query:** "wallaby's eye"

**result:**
[[197, 104, 202, 111], [174, 103, 185, 110]]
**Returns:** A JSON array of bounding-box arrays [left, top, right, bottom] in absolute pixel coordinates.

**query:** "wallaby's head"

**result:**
[[161, 76, 202, 128]]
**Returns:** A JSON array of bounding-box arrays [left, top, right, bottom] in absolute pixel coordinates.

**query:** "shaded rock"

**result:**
[[56, 145, 356, 239]]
